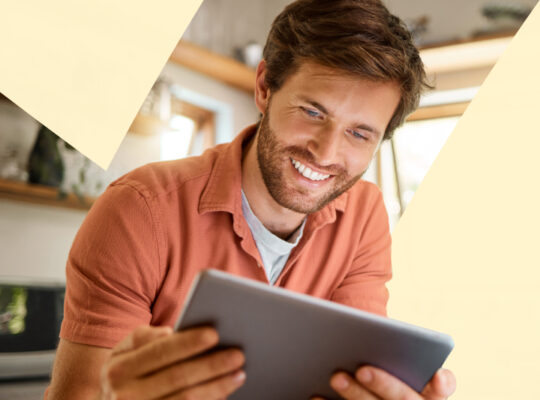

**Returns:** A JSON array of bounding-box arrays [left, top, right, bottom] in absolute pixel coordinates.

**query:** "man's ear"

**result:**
[[254, 60, 271, 114]]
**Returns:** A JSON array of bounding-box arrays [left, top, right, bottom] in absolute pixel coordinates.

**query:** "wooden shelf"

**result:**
[[168, 40, 256, 93], [407, 101, 470, 122], [167, 34, 514, 94], [420, 35, 512, 75], [0, 178, 95, 211]]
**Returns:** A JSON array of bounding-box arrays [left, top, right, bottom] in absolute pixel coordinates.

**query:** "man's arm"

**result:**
[[47, 326, 246, 400], [47, 339, 111, 400], [330, 187, 392, 316]]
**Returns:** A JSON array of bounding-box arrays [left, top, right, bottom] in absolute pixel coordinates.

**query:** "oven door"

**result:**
[[0, 284, 64, 379]]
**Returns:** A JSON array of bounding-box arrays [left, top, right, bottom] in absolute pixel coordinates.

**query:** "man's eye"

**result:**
[[301, 107, 321, 118], [346, 128, 367, 140]]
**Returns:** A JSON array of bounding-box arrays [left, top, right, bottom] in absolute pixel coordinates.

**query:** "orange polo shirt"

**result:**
[[60, 124, 392, 349]]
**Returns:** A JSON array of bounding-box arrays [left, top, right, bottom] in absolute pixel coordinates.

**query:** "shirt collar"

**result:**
[[198, 124, 255, 215]]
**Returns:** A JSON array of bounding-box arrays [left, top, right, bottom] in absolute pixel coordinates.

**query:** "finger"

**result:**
[[109, 326, 219, 380], [113, 325, 173, 355], [354, 366, 422, 400], [160, 369, 246, 400], [421, 369, 456, 399], [330, 372, 378, 400], [123, 348, 245, 399]]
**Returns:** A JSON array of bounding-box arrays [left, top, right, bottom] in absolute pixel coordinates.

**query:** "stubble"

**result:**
[[256, 111, 364, 214]]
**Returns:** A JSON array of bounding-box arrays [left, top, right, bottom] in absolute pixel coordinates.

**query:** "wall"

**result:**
[[0, 62, 257, 282], [384, 0, 537, 44], [0, 202, 86, 283], [183, 0, 271, 59]]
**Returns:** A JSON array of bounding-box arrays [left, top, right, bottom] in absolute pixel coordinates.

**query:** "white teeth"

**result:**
[[291, 158, 330, 181]]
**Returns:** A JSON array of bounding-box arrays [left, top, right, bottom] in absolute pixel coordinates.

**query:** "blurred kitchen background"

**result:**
[[0, 0, 537, 395]]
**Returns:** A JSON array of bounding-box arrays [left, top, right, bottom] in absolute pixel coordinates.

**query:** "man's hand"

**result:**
[[312, 367, 456, 400], [99, 325, 246, 400]]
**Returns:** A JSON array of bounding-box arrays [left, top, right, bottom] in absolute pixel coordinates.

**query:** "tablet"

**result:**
[[175, 269, 454, 399]]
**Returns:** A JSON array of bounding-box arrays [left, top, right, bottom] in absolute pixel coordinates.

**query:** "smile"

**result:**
[[291, 158, 331, 182]]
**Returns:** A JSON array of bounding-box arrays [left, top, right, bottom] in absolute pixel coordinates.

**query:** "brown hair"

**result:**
[[263, 0, 429, 139]]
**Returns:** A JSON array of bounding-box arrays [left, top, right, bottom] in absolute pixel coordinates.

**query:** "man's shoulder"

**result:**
[[109, 143, 229, 201], [342, 179, 385, 213]]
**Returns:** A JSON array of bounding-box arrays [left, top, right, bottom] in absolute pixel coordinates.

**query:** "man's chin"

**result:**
[[270, 190, 333, 215]]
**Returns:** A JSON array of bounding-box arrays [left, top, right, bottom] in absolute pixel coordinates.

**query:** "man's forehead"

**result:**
[[288, 60, 362, 83], [282, 60, 400, 95]]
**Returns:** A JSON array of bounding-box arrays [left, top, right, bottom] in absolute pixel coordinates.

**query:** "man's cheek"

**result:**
[[277, 116, 316, 142]]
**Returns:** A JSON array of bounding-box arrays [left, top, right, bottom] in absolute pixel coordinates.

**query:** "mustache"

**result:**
[[285, 146, 346, 176]]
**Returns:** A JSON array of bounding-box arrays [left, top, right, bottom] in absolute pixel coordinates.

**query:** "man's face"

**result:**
[[255, 61, 401, 214]]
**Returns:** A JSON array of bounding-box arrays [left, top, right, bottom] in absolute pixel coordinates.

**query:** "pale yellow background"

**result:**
[[389, 3, 540, 399], [0, 0, 203, 169]]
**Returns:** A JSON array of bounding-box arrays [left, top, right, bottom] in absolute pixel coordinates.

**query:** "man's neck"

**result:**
[[241, 134, 306, 240]]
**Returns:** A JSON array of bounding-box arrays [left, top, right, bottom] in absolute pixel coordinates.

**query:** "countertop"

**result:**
[[0, 379, 49, 400]]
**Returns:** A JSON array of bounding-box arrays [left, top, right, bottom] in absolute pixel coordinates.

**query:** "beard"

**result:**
[[256, 111, 365, 214]]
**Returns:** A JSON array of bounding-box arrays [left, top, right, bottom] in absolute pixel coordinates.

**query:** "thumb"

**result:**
[[112, 325, 173, 355], [421, 369, 456, 399]]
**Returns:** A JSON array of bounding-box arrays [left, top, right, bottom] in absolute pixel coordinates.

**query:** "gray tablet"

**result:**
[[175, 269, 454, 399]]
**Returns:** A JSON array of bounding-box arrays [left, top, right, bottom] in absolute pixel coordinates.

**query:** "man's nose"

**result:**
[[306, 125, 342, 166]]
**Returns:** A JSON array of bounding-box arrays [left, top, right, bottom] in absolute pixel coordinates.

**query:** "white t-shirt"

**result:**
[[241, 190, 306, 284]]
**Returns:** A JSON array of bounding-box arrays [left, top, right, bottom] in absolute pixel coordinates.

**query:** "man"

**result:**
[[47, 0, 456, 399]]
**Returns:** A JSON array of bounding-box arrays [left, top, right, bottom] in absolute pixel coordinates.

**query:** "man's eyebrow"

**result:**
[[299, 96, 329, 114], [355, 123, 382, 138]]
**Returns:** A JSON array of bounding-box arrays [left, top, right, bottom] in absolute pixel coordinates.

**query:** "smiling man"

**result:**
[[47, 0, 456, 399]]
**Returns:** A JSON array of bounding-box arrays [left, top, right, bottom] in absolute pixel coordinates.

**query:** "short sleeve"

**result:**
[[60, 182, 163, 348], [330, 190, 392, 316]]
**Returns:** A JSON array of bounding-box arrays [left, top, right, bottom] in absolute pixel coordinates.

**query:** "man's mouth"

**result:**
[[291, 158, 331, 182]]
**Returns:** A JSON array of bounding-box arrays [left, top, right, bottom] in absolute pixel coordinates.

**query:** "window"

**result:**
[[364, 87, 478, 228], [166, 97, 215, 158]]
